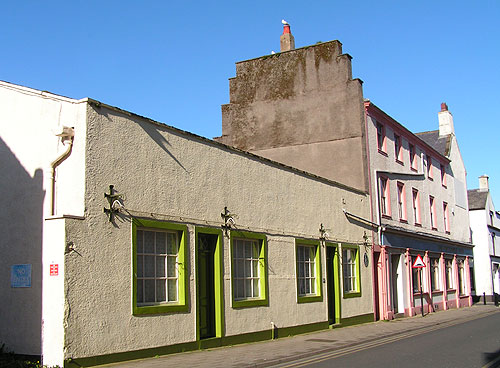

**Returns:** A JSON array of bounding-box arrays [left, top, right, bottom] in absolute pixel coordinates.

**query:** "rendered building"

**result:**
[[468, 175, 500, 301]]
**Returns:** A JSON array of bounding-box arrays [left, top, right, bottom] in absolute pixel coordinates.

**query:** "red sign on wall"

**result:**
[[50, 264, 59, 276]]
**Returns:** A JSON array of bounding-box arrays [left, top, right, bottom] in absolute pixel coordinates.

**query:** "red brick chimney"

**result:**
[[280, 20, 295, 52]]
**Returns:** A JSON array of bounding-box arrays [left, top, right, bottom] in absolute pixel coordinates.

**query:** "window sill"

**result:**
[[378, 149, 388, 157], [414, 223, 422, 227], [298, 295, 323, 304], [399, 219, 408, 224], [431, 227, 438, 231], [343, 291, 361, 299], [233, 298, 268, 309], [382, 214, 392, 220], [396, 159, 404, 166], [428, 177, 433, 181], [445, 231, 450, 235], [431, 290, 443, 294], [410, 167, 418, 172], [133, 302, 188, 315], [442, 184, 447, 188]]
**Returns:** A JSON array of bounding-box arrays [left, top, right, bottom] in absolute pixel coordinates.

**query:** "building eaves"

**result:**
[[467, 189, 489, 210], [383, 224, 473, 248], [364, 100, 450, 163]]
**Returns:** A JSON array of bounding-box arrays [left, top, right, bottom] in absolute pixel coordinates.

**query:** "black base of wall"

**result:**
[[65, 315, 373, 367]]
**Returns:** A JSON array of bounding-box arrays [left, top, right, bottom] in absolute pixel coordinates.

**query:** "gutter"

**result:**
[[50, 127, 75, 216]]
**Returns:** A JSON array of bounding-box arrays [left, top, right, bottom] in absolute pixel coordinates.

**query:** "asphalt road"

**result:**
[[271, 312, 500, 368]]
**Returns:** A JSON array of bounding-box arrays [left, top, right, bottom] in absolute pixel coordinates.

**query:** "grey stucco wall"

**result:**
[[217, 41, 368, 193], [62, 103, 372, 359]]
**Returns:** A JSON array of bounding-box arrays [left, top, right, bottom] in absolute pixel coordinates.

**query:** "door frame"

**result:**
[[195, 227, 224, 344], [325, 243, 341, 325]]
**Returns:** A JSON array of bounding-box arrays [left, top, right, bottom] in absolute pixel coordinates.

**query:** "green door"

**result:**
[[198, 233, 217, 339], [326, 246, 340, 325]]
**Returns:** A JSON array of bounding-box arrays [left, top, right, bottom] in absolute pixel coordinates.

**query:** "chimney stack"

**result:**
[[438, 102, 455, 137], [280, 20, 295, 52], [479, 175, 489, 191]]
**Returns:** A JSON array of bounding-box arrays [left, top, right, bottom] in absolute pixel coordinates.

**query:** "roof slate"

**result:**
[[415, 130, 451, 157], [468, 189, 489, 210]]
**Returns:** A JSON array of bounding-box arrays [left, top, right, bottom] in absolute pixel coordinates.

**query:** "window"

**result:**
[[430, 196, 437, 229], [445, 259, 454, 290], [440, 164, 447, 187], [430, 258, 441, 291], [231, 231, 268, 308], [458, 260, 465, 295], [394, 134, 402, 162], [426, 155, 433, 179], [492, 233, 496, 256], [379, 176, 391, 217], [342, 246, 361, 297], [397, 182, 407, 221], [296, 241, 322, 303], [412, 266, 423, 293], [409, 144, 417, 170], [133, 219, 187, 315], [443, 202, 450, 233], [376, 122, 386, 153], [412, 188, 421, 225], [470, 266, 475, 292]]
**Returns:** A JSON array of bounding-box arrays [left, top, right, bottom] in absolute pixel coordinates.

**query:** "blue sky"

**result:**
[[2, 1, 498, 206]]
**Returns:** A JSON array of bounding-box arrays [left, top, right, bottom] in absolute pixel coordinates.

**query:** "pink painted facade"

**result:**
[[365, 101, 473, 320]]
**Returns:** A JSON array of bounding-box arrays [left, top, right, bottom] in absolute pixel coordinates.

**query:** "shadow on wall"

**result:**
[[0, 137, 44, 355]]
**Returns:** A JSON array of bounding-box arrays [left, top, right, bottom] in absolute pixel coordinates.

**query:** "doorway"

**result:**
[[391, 254, 401, 314], [326, 245, 340, 325], [196, 229, 223, 343]]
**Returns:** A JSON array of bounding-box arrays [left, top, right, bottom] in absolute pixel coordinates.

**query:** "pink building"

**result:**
[[365, 101, 473, 320]]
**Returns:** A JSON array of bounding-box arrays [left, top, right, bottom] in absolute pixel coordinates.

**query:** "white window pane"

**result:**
[[236, 279, 244, 299], [167, 279, 177, 302], [253, 279, 260, 298], [156, 256, 165, 277], [156, 280, 166, 302], [245, 279, 252, 297], [236, 259, 245, 278], [167, 256, 176, 277], [144, 256, 155, 277], [144, 231, 155, 253], [137, 256, 143, 277], [252, 259, 259, 278], [137, 230, 144, 253], [156, 232, 166, 254], [144, 280, 155, 303], [137, 280, 144, 303]]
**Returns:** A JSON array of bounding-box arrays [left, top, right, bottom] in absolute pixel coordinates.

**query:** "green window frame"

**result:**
[[296, 239, 322, 303], [132, 218, 188, 315], [342, 244, 361, 298], [230, 231, 268, 308]]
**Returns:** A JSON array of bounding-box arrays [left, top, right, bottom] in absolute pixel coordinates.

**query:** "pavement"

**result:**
[[99, 304, 500, 368]]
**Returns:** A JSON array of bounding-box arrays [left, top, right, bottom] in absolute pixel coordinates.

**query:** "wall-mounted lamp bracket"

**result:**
[[221, 206, 236, 237], [104, 185, 123, 222]]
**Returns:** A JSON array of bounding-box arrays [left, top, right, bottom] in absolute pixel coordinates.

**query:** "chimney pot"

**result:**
[[441, 102, 448, 111]]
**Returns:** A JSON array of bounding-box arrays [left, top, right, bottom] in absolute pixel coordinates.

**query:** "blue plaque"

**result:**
[[11, 264, 32, 288]]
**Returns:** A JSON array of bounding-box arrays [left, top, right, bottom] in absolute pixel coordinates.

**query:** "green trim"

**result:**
[[274, 321, 329, 338], [295, 239, 323, 303], [341, 243, 362, 299], [64, 321, 332, 367], [326, 243, 341, 324], [64, 341, 199, 368], [340, 312, 374, 327], [230, 231, 269, 308], [195, 227, 225, 341], [132, 219, 188, 315]]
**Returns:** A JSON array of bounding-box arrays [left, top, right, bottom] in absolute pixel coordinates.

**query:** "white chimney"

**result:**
[[438, 102, 455, 136], [479, 175, 489, 191]]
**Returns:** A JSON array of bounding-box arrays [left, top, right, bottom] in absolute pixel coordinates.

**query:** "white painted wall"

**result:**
[[0, 81, 87, 355]]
